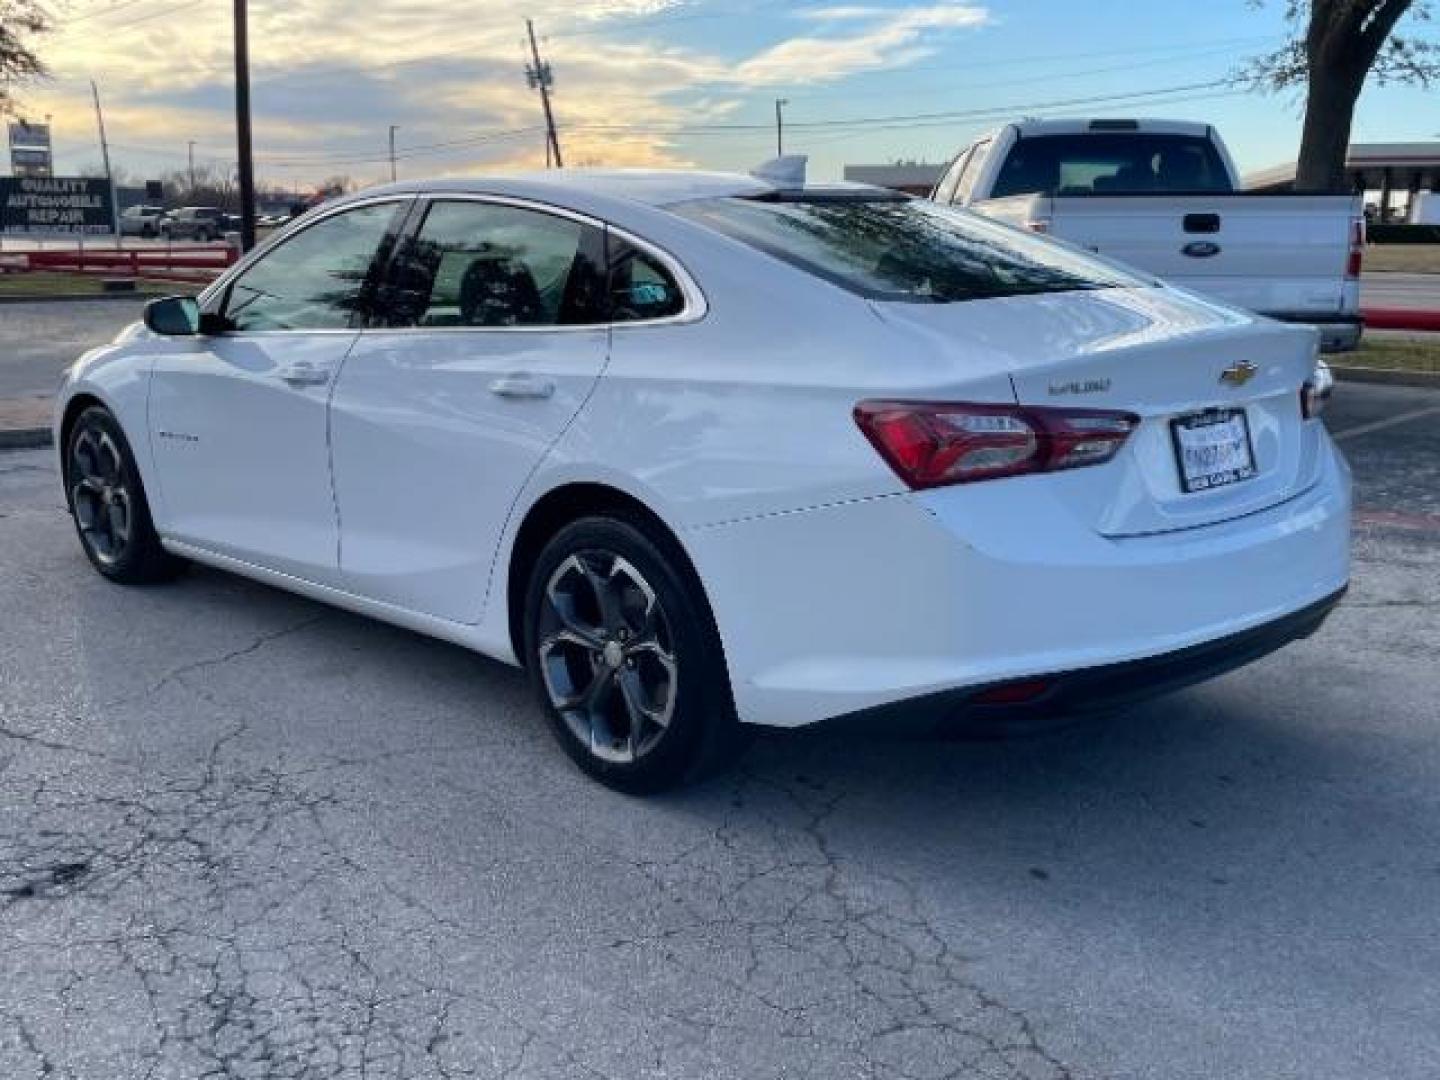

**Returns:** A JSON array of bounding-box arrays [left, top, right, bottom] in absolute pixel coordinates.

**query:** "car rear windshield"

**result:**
[[672, 196, 1141, 304], [991, 132, 1233, 198]]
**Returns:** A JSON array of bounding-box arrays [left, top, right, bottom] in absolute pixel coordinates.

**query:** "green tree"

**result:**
[[1, 0, 52, 116], [1243, 1, 1439, 191]]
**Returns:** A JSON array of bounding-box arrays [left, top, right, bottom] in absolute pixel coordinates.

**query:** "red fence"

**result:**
[[12, 243, 239, 281]]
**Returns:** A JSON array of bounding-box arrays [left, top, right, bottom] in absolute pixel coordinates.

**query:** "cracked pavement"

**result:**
[[1, 381, 1438, 1079]]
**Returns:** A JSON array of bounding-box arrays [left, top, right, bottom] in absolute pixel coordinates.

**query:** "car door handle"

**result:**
[[277, 361, 331, 387], [489, 374, 555, 400]]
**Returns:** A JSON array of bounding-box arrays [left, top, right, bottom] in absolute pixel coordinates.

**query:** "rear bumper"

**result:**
[[819, 586, 1345, 735], [1261, 312, 1363, 353], [691, 435, 1351, 729]]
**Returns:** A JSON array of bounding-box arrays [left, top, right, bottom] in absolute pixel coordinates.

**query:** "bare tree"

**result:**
[[0, 0, 52, 116], [1242, 1, 1439, 191]]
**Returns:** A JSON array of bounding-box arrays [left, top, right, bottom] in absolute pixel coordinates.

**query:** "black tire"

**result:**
[[64, 406, 185, 585], [522, 515, 746, 794]]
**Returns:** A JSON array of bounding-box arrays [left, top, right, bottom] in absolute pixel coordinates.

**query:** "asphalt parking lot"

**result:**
[[0, 380, 1436, 1080]]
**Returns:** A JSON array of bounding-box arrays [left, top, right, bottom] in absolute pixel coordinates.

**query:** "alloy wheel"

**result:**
[[70, 427, 133, 566], [536, 551, 678, 764]]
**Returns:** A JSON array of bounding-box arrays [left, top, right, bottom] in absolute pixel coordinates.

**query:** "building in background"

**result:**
[[1245, 143, 1440, 223], [842, 163, 944, 196]]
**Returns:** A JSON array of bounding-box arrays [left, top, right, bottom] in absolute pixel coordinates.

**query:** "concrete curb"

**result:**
[[0, 291, 157, 304], [1331, 365, 1440, 389], [0, 427, 51, 450]]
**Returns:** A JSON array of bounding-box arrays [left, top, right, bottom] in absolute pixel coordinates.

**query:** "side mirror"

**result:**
[[143, 295, 200, 336]]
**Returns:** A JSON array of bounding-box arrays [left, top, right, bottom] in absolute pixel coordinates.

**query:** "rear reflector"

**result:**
[[972, 679, 1052, 705], [854, 400, 1139, 489]]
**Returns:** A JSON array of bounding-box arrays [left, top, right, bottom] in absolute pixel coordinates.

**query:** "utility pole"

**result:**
[[187, 140, 196, 194], [388, 125, 399, 183], [233, 0, 257, 250], [90, 80, 120, 246], [774, 98, 788, 158], [525, 19, 562, 168]]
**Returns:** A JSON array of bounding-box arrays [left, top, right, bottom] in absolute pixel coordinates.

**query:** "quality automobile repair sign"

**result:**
[[0, 176, 116, 237]]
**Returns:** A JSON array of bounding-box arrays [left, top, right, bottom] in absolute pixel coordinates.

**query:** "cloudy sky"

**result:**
[[14, 0, 1440, 190]]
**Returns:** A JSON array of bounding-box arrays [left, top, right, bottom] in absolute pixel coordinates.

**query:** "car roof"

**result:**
[[342, 169, 896, 212]]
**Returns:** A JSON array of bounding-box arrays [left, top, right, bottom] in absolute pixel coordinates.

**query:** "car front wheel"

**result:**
[[523, 515, 744, 793], [65, 407, 184, 585]]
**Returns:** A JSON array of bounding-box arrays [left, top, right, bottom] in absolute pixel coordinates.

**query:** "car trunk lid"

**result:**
[[871, 286, 1323, 537]]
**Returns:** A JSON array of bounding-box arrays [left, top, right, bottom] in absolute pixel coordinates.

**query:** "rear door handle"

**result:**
[[489, 373, 555, 400], [277, 361, 331, 387]]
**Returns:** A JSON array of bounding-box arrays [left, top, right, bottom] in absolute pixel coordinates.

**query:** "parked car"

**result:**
[[53, 169, 1350, 791], [118, 204, 167, 237], [931, 119, 1367, 351], [158, 206, 227, 242]]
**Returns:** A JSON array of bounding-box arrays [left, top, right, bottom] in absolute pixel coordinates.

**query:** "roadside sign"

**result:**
[[0, 176, 116, 237]]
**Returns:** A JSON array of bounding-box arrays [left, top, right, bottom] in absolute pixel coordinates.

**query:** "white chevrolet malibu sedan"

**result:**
[[55, 169, 1350, 791]]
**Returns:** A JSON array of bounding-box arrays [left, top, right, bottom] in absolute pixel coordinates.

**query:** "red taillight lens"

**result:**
[[1346, 220, 1364, 279], [854, 401, 1139, 489]]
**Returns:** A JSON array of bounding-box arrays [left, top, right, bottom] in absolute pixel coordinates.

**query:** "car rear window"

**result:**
[[672, 196, 1140, 304], [992, 132, 1232, 197]]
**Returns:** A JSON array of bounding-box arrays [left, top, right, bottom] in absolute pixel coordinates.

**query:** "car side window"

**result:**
[[222, 202, 402, 332], [381, 201, 607, 327], [607, 236, 685, 322]]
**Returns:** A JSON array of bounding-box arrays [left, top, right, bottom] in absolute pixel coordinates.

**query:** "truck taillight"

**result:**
[[1346, 220, 1364, 279], [854, 401, 1138, 489], [1024, 218, 1051, 234]]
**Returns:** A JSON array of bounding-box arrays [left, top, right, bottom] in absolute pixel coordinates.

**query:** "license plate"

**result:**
[[1171, 409, 1257, 493]]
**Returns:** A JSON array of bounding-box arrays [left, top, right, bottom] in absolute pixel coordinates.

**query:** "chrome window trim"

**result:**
[[354, 192, 707, 336]]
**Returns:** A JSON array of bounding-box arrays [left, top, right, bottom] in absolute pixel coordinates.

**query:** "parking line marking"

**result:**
[[1331, 404, 1440, 442]]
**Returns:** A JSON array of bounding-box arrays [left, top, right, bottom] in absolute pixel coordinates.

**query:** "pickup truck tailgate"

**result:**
[[1035, 194, 1361, 317]]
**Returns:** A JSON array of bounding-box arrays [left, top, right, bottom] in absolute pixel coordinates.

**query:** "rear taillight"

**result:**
[[854, 400, 1139, 489], [1346, 219, 1364, 279], [1301, 361, 1334, 419], [1024, 218, 1051, 234]]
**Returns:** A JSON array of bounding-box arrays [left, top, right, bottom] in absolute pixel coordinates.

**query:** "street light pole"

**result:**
[[187, 140, 196, 193], [233, 0, 257, 250], [388, 125, 399, 183], [90, 80, 120, 247], [774, 98, 788, 158]]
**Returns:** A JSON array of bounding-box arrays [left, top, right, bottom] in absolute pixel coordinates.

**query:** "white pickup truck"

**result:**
[[932, 119, 1365, 351]]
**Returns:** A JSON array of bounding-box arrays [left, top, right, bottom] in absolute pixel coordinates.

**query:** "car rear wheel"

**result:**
[[65, 407, 184, 585], [523, 516, 745, 793]]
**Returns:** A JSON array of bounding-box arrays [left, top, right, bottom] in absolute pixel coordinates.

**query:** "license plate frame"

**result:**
[[1170, 408, 1257, 494]]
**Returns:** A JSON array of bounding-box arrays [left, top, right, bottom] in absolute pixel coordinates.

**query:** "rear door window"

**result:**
[[381, 201, 607, 327]]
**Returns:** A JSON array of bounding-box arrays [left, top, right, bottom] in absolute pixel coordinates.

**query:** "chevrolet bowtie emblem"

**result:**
[[1219, 361, 1258, 388]]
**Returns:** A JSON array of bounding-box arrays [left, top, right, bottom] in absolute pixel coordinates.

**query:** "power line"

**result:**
[[559, 79, 1233, 136]]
